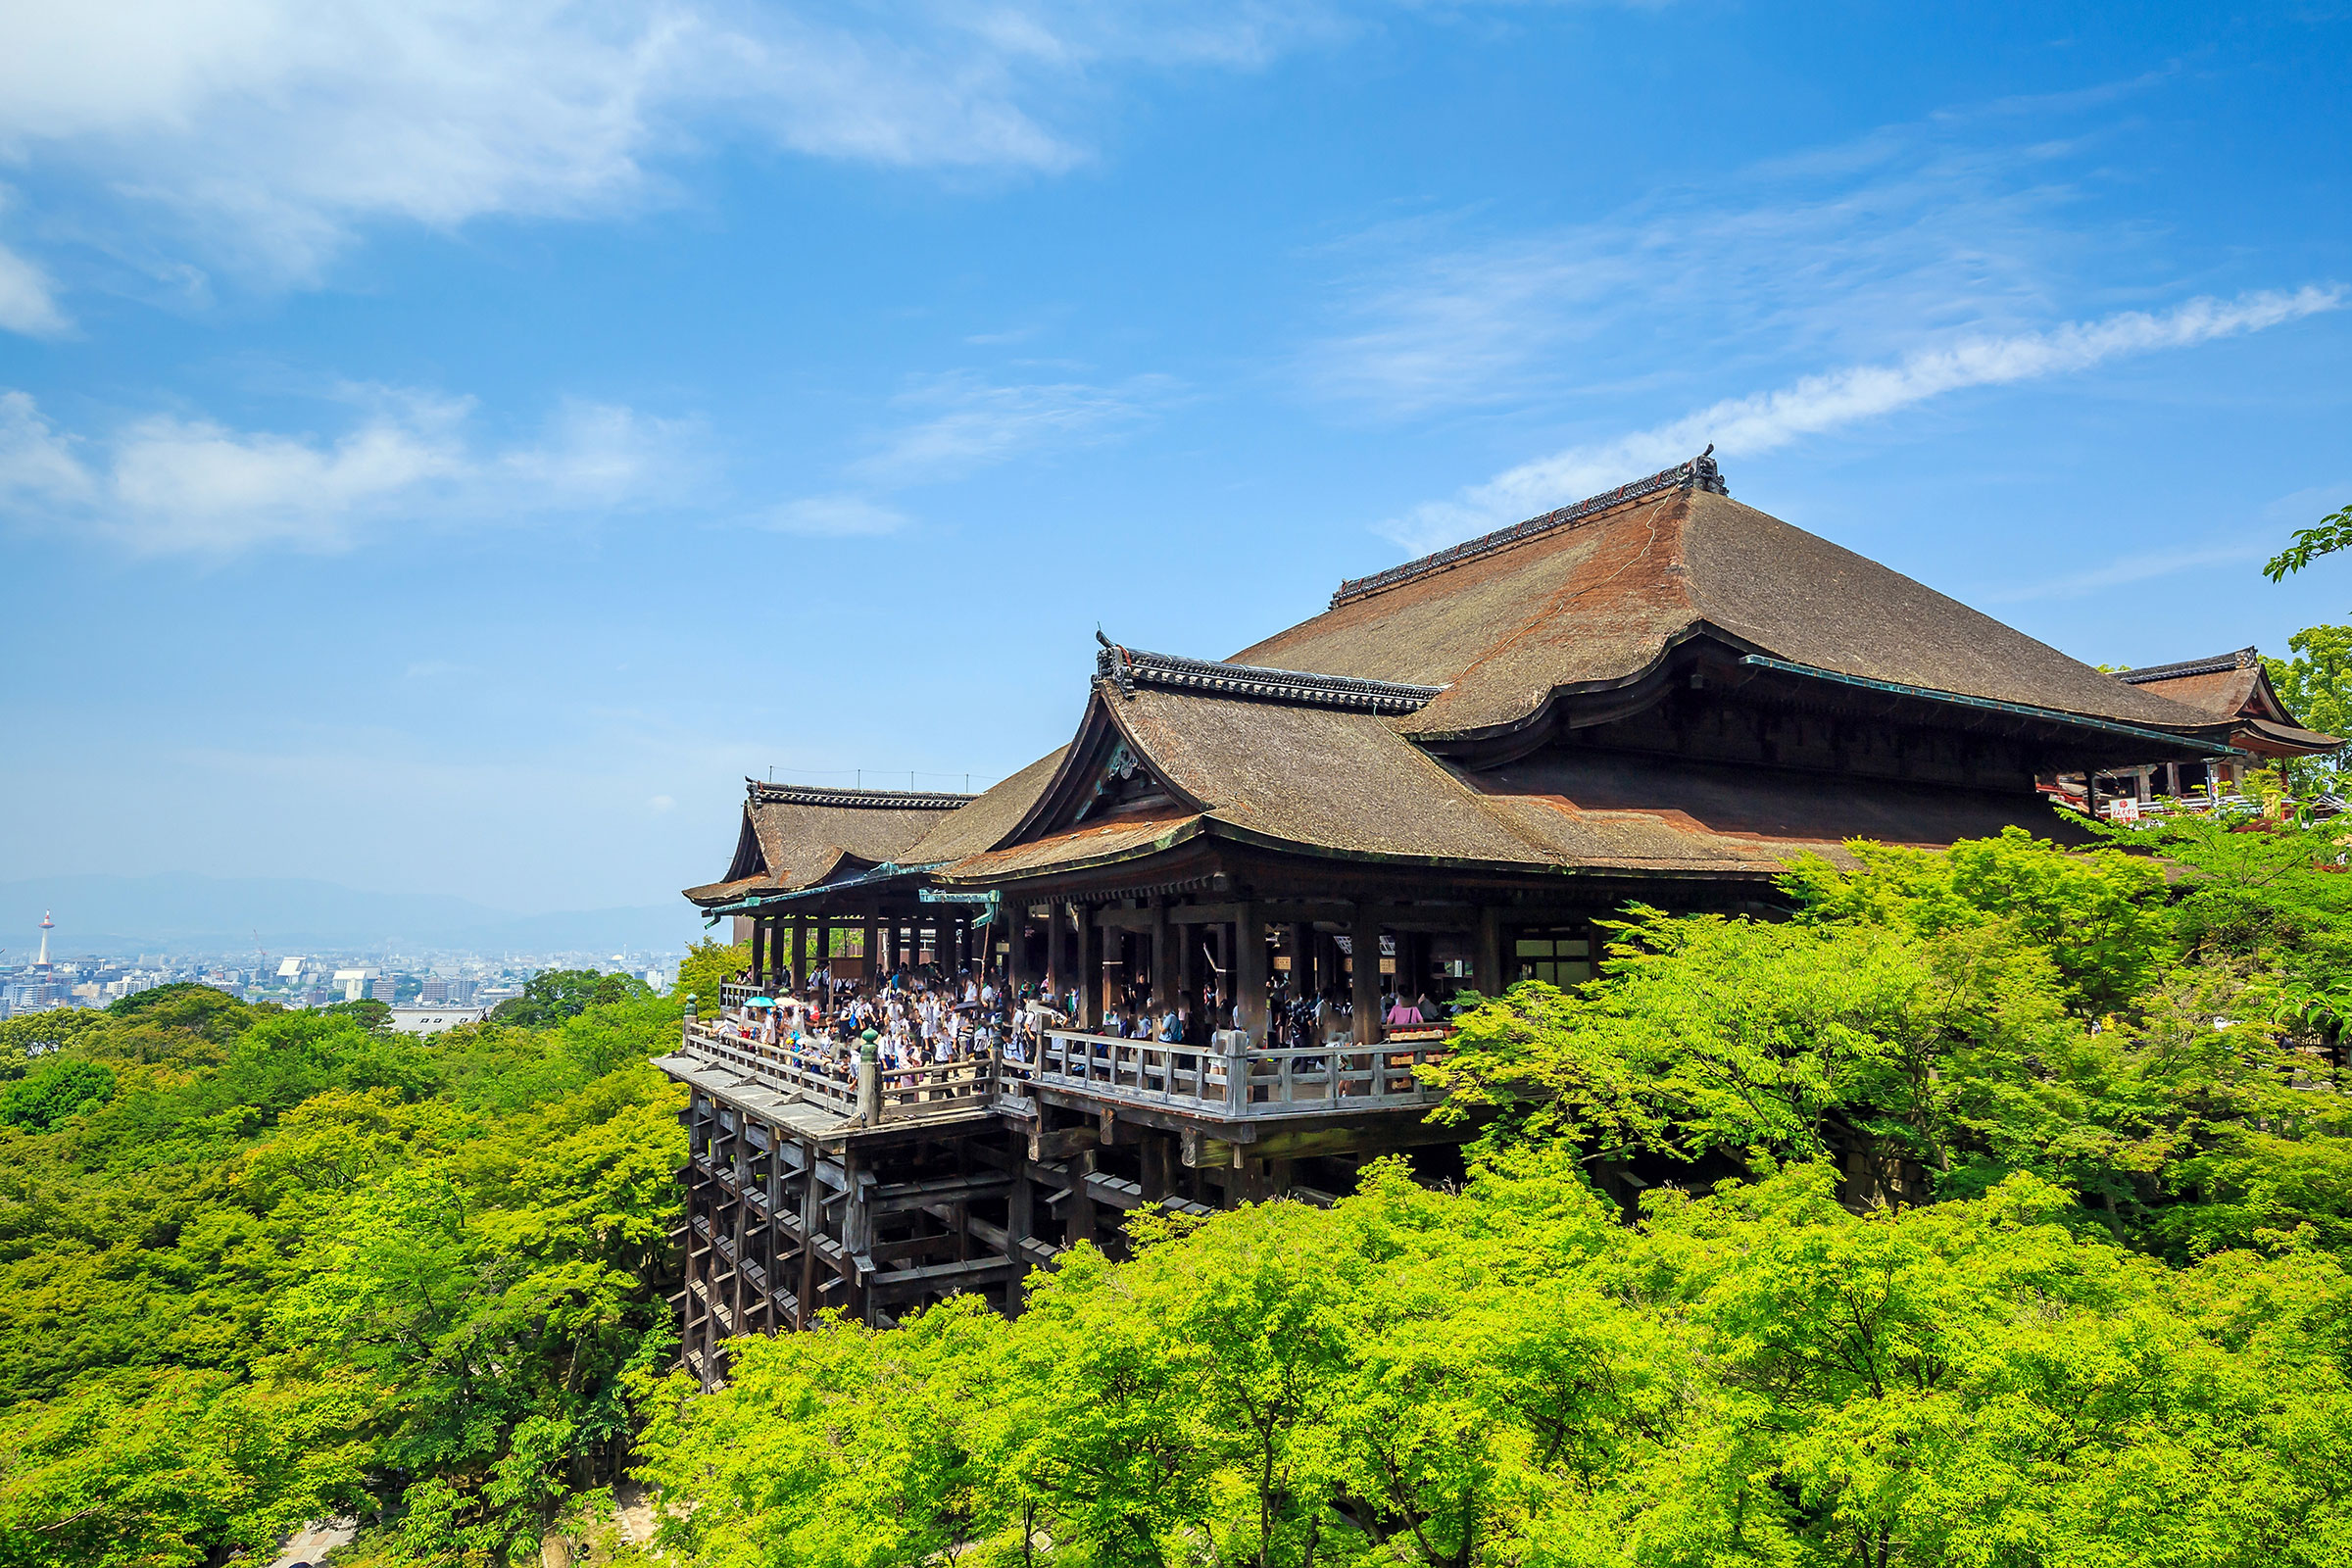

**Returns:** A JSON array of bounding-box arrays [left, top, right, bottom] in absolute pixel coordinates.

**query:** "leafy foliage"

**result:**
[[0, 982, 684, 1566], [2261, 500, 2352, 581], [672, 936, 748, 1014], [633, 1160, 2352, 1567], [2265, 621, 2352, 789], [488, 967, 652, 1028]]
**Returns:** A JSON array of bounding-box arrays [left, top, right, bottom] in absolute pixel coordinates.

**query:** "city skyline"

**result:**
[[3, 3, 2348, 913]]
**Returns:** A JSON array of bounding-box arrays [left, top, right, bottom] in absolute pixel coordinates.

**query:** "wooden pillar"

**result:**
[[841, 1152, 872, 1325], [1351, 905, 1382, 1044], [1079, 906, 1104, 1029], [1287, 921, 1312, 1003], [1009, 906, 1033, 991], [1065, 1149, 1101, 1248], [1151, 898, 1174, 1010], [1005, 1169, 1034, 1317], [1212, 924, 1230, 1013], [2164, 760, 2182, 798], [791, 917, 808, 988], [813, 914, 831, 976], [796, 1151, 823, 1330], [1047, 902, 1067, 1003], [1474, 906, 1504, 998], [750, 916, 769, 985], [860, 912, 879, 983], [1234, 901, 1266, 1039], [1178, 918, 1197, 1013]]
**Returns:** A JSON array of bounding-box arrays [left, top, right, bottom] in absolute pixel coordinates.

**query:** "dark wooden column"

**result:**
[[1178, 917, 1197, 1012], [1234, 901, 1266, 1039], [1352, 905, 1382, 1044], [1151, 898, 1173, 1010], [860, 912, 880, 983], [791, 917, 808, 987], [1079, 905, 1104, 1029], [1287, 921, 1312, 1003], [1474, 907, 1504, 998], [1046, 902, 1066, 1002], [813, 914, 831, 976]]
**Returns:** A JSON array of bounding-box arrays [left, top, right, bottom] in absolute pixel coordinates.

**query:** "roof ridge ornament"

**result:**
[[1327, 449, 1730, 611], [1092, 640, 1443, 713]]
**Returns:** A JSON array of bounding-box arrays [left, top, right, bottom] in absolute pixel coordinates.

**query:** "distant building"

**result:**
[[387, 1004, 490, 1036]]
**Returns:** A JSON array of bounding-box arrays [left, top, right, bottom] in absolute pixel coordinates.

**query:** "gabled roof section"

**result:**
[[1233, 460, 2226, 743], [2116, 648, 2287, 723], [2116, 648, 2340, 757], [682, 781, 971, 906]]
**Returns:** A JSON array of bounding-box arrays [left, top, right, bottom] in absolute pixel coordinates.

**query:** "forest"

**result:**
[[6, 805, 2352, 1566]]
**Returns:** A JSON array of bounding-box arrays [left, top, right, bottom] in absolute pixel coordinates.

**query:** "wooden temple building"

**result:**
[[656, 453, 2319, 1379]]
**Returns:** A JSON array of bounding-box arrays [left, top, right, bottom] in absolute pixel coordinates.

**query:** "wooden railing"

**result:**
[[1021, 1030, 1447, 1119], [677, 1022, 1449, 1126], [681, 1022, 860, 1116], [679, 1021, 998, 1124]]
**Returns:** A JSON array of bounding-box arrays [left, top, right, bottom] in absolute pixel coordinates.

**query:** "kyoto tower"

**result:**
[[34, 910, 52, 971]]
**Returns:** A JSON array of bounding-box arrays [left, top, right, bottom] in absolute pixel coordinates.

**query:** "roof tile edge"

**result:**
[[1328, 450, 1729, 611], [2113, 647, 2262, 685], [1092, 637, 1443, 714], [744, 780, 977, 810]]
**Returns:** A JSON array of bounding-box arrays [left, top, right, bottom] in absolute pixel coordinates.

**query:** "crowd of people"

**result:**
[[697, 953, 1459, 1098]]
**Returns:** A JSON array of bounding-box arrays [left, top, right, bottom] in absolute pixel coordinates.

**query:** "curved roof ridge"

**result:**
[[1094, 636, 1443, 714], [746, 779, 975, 810], [2114, 648, 2261, 684], [1327, 450, 1728, 610]]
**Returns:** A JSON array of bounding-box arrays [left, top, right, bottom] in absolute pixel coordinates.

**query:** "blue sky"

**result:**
[[2, 1, 2348, 919]]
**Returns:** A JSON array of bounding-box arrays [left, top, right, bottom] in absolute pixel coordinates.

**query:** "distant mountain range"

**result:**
[[0, 873, 711, 958]]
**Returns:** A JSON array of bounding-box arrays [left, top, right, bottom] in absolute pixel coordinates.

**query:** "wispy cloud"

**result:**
[[1983, 543, 2266, 604], [0, 241, 68, 337], [0, 385, 699, 556], [1979, 480, 2352, 603], [760, 494, 911, 537], [761, 368, 1179, 538], [0, 0, 1348, 295], [1383, 287, 2345, 552], [850, 370, 1179, 486], [1303, 87, 2158, 418]]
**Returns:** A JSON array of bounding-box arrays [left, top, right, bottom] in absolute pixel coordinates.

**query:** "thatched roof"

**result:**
[[901, 750, 1069, 865], [1234, 464, 2224, 743], [939, 673, 2084, 887], [682, 782, 971, 906], [2117, 649, 2340, 758]]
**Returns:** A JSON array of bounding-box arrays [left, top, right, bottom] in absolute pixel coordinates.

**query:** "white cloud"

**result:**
[[762, 494, 909, 536], [0, 0, 1344, 287], [1384, 287, 2346, 553], [0, 385, 698, 555], [0, 240, 69, 336], [1303, 91, 2149, 418], [849, 370, 1179, 486]]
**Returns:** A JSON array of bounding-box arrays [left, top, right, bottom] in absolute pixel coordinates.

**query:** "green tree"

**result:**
[[489, 968, 649, 1028], [0, 1058, 117, 1132], [2261, 501, 2352, 581], [2264, 621, 2352, 790], [672, 936, 749, 1014]]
